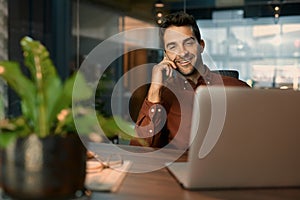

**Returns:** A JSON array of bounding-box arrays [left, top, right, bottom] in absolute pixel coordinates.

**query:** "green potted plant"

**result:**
[[0, 36, 140, 199], [0, 36, 96, 199]]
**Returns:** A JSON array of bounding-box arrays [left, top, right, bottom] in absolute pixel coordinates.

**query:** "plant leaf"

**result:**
[[20, 36, 57, 83], [0, 131, 18, 148], [20, 36, 59, 137], [0, 116, 32, 148], [66, 72, 93, 102], [49, 72, 91, 129], [45, 76, 63, 128], [0, 61, 36, 123]]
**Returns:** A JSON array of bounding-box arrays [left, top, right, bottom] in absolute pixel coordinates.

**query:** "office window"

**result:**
[[198, 14, 300, 89]]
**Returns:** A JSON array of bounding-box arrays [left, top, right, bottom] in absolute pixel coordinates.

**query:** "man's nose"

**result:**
[[177, 45, 188, 57]]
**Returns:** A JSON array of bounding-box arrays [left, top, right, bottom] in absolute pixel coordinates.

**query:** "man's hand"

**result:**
[[147, 56, 177, 103]]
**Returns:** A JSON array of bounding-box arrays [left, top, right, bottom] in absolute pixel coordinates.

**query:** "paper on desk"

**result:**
[[84, 160, 132, 192]]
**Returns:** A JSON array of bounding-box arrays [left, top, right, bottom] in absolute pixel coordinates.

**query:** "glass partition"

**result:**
[[198, 14, 300, 89], [72, 0, 160, 144]]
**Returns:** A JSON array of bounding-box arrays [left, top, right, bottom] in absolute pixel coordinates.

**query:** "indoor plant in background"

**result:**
[[0, 36, 95, 199]]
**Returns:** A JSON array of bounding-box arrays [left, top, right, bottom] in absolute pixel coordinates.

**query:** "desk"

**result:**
[[88, 143, 300, 200]]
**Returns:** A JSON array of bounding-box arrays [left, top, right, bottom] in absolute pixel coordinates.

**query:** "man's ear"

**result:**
[[199, 39, 205, 53]]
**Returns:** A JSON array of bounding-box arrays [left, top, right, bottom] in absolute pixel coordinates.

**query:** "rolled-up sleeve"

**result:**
[[130, 99, 167, 147]]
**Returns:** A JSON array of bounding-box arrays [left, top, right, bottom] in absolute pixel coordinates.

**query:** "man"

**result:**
[[130, 12, 249, 149]]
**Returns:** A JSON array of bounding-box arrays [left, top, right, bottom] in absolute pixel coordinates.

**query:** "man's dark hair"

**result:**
[[159, 12, 201, 48]]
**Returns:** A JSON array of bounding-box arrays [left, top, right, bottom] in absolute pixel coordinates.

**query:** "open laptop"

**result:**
[[167, 86, 300, 189]]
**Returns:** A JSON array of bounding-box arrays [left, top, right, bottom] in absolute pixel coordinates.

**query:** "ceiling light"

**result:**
[[157, 12, 163, 18], [155, 0, 164, 8]]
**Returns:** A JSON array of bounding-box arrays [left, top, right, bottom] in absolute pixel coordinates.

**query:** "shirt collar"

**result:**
[[166, 65, 212, 90]]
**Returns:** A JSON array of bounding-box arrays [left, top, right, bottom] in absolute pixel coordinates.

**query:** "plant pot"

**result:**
[[1, 134, 86, 200]]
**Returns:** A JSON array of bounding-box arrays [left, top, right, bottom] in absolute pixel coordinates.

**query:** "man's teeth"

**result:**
[[179, 60, 190, 64]]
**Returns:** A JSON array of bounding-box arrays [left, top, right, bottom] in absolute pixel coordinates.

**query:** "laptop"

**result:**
[[167, 86, 300, 189]]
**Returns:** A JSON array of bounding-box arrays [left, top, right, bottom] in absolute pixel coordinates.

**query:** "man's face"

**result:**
[[164, 25, 202, 76]]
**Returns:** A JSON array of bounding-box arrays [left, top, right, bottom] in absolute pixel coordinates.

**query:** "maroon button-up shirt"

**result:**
[[130, 66, 250, 149]]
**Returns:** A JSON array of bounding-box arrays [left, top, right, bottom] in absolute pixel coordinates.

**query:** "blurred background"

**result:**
[[1, 0, 300, 125]]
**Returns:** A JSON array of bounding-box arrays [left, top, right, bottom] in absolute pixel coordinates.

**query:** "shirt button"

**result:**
[[149, 129, 153, 133], [184, 80, 188, 84], [150, 108, 155, 113], [183, 87, 186, 90], [207, 81, 210, 85], [158, 108, 161, 112]]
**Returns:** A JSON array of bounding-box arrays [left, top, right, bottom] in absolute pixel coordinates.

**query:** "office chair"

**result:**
[[129, 70, 239, 123], [211, 70, 239, 79]]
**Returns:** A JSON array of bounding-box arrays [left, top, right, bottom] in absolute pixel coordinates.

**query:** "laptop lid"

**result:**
[[179, 87, 300, 189]]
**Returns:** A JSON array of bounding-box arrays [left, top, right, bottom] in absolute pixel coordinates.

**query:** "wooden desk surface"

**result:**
[[89, 143, 300, 200]]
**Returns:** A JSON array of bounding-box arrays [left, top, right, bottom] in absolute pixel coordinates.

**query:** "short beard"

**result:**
[[176, 66, 197, 77]]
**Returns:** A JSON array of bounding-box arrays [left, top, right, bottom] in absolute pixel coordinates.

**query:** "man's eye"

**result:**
[[168, 45, 176, 50], [185, 40, 195, 46]]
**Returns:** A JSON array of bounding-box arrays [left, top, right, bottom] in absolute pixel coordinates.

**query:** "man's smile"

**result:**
[[174, 55, 195, 67]]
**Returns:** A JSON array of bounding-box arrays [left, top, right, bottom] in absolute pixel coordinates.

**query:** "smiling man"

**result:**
[[130, 12, 249, 149]]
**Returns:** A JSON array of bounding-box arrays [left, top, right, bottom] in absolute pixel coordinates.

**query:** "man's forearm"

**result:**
[[147, 83, 162, 103]]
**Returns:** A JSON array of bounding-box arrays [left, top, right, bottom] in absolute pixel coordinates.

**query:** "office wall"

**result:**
[[6, 0, 71, 116], [0, 0, 8, 119]]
